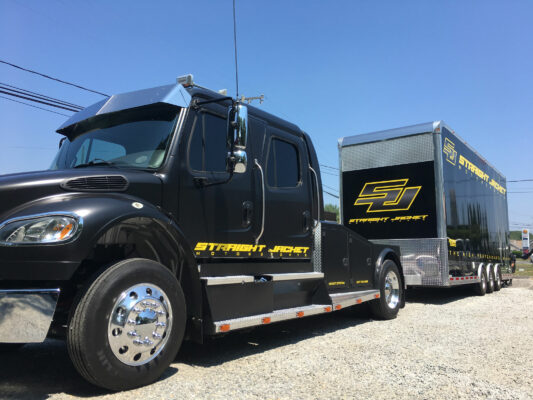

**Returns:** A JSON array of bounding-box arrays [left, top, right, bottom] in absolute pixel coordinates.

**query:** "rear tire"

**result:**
[[474, 268, 487, 296], [369, 259, 402, 320], [486, 267, 495, 294], [494, 267, 502, 291], [67, 258, 186, 391]]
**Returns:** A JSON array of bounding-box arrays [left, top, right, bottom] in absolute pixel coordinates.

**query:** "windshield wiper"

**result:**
[[74, 159, 117, 168]]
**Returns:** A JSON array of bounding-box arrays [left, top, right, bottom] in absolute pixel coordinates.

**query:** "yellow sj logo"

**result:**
[[354, 179, 421, 213], [443, 138, 457, 165]]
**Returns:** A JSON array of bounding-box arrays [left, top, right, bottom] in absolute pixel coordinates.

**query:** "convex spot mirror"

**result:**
[[227, 103, 248, 174]]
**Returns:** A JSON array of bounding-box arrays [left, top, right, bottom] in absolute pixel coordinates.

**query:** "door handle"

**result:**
[[242, 201, 253, 228], [303, 210, 311, 233]]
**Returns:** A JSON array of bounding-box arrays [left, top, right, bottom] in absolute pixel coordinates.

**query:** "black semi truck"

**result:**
[[0, 77, 404, 390], [339, 121, 513, 293]]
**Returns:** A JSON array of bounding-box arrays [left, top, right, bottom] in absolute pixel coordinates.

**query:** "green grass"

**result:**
[[515, 259, 533, 277]]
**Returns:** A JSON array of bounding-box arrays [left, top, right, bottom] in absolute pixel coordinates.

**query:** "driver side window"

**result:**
[[189, 112, 228, 172]]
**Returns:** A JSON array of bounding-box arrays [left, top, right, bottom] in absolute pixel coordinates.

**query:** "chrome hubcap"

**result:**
[[108, 284, 172, 366], [384, 270, 400, 309]]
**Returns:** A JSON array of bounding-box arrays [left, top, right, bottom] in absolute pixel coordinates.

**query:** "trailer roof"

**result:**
[[339, 121, 506, 180]]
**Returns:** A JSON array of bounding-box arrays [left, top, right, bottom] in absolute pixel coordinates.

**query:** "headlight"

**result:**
[[0, 215, 81, 245]]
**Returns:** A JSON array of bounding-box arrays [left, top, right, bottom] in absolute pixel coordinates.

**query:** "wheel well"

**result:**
[[54, 217, 201, 340], [385, 252, 404, 285]]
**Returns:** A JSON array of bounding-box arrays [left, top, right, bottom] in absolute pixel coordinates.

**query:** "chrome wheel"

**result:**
[[495, 268, 501, 287], [481, 272, 486, 291], [384, 270, 400, 309], [108, 283, 172, 366]]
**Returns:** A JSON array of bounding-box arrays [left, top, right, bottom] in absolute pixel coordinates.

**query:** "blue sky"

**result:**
[[0, 0, 532, 230]]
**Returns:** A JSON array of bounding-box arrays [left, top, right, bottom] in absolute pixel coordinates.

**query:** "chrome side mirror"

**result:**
[[227, 103, 248, 174]]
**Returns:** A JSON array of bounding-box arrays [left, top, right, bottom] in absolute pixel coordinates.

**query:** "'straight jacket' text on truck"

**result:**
[[0, 77, 404, 390], [339, 121, 512, 294]]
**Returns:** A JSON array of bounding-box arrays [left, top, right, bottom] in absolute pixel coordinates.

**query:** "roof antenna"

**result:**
[[232, 0, 239, 100]]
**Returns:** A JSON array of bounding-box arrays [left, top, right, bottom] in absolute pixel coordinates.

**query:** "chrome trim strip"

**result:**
[[213, 289, 380, 333], [201, 276, 254, 286], [0, 289, 59, 343], [309, 166, 320, 226], [214, 304, 331, 333], [433, 130, 447, 238], [254, 158, 265, 245], [330, 289, 380, 308], [447, 276, 480, 286], [263, 272, 324, 281]]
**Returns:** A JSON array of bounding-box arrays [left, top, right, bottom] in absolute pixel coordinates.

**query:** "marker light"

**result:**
[[0, 215, 81, 245]]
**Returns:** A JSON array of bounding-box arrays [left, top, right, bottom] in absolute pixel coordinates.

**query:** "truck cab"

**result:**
[[0, 77, 403, 390]]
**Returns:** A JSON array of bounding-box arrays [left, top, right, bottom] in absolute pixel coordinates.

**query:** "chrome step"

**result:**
[[201, 275, 254, 286], [329, 289, 380, 309], [263, 272, 324, 281]]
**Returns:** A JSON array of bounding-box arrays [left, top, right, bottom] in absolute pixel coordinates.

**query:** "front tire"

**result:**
[[67, 258, 186, 391], [369, 259, 402, 320]]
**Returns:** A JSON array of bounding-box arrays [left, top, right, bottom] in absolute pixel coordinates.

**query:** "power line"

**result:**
[[321, 170, 339, 177], [0, 88, 80, 112], [0, 95, 71, 117], [320, 164, 339, 171], [508, 179, 533, 183], [0, 82, 83, 110], [0, 59, 109, 97], [323, 183, 339, 193], [323, 190, 339, 199]]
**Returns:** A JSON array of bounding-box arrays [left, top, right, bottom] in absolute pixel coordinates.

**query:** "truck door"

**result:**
[[256, 127, 314, 259], [177, 107, 256, 253]]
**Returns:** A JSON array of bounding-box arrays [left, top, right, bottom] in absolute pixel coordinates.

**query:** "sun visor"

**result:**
[[57, 84, 191, 136]]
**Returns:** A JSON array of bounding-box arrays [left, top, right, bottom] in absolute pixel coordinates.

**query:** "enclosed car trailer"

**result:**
[[339, 121, 513, 292]]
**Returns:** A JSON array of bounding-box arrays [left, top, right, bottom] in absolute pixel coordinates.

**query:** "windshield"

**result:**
[[51, 104, 180, 170]]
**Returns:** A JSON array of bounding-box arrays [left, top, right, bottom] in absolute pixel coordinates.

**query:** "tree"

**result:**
[[324, 203, 339, 222]]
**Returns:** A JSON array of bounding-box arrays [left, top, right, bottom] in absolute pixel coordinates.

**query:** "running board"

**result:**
[[329, 290, 380, 309], [202, 271, 324, 286], [212, 289, 380, 334]]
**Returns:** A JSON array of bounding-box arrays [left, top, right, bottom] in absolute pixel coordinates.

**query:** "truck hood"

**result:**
[[0, 168, 162, 222]]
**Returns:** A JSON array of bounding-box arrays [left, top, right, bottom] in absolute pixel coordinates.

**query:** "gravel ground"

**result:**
[[1, 280, 532, 400]]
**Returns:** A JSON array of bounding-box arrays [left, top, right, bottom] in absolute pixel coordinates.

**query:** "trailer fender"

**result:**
[[374, 247, 405, 289], [477, 263, 485, 278], [485, 263, 493, 278]]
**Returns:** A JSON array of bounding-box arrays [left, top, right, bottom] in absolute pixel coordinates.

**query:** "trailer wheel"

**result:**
[[486, 267, 495, 294], [67, 258, 186, 391], [474, 268, 487, 296], [494, 267, 502, 292], [369, 259, 402, 320]]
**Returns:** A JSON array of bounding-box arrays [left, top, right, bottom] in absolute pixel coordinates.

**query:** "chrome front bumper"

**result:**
[[0, 289, 59, 343]]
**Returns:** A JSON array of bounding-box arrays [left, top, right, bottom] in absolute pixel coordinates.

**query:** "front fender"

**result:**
[[0, 193, 184, 280]]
